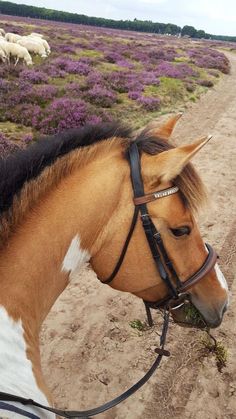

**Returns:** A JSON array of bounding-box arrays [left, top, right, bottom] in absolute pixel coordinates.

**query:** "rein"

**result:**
[[0, 142, 218, 418], [0, 310, 170, 418]]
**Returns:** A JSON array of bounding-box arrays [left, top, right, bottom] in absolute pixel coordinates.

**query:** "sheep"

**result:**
[[0, 45, 7, 62], [0, 39, 8, 62], [30, 32, 44, 39], [5, 32, 22, 43], [0, 28, 5, 36], [27, 35, 51, 55], [17, 38, 47, 58], [0, 41, 33, 66]]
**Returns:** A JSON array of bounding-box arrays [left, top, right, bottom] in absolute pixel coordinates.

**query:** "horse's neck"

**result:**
[[0, 144, 126, 406]]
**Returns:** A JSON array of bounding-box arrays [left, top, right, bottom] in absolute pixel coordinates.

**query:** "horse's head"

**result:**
[[91, 115, 229, 328]]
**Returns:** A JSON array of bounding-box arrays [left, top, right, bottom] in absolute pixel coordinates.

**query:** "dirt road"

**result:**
[[40, 52, 236, 419]]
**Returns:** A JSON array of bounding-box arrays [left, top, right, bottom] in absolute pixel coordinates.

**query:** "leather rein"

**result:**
[[0, 142, 218, 418]]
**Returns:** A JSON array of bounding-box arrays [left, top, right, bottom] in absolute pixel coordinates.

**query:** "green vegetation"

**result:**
[[129, 319, 145, 331], [183, 304, 206, 327], [202, 334, 228, 372]]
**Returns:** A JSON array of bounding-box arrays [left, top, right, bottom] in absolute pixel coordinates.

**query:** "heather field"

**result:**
[[0, 14, 233, 155], [0, 15, 236, 419]]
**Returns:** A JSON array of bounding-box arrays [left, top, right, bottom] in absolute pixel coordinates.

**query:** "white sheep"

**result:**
[[0, 41, 33, 66], [27, 35, 51, 55], [5, 32, 22, 43], [0, 45, 7, 62], [17, 38, 47, 58], [0, 28, 5, 36], [30, 32, 44, 39], [0, 39, 8, 62]]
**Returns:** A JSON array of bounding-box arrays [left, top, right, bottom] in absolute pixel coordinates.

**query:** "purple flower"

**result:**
[[37, 98, 90, 134], [52, 57, 91, 75], [20, 69, 49, 84], [22, 134, 34, 145], [0, 132, 20, 157], [137, 96, 161, 111], [30, 85, 58, 104], [155, 62, 198, 79], [86, 85, 117, 107], [128, 91, 141, 100]]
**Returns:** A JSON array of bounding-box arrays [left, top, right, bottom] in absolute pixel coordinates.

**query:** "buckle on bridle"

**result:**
[[154, 348, 170, 357], [140, 213, 151, 226]]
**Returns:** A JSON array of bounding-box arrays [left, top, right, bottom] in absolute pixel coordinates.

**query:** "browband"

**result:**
[[133, 186, 179, 205]]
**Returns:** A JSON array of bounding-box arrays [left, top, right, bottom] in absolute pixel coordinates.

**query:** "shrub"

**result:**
[[86, 85, 117, 107], [52, 57, 91, 75], [137, 96, 161, 111], [37, 97, 90, 134], [197, 79, 214, 87], [185, 82, 196, 92], [0, 132, 20, 157], [156, 62, 198, 79], [6, 103, 42, 127], [128, 91, 141, 100], [30, 85, 58, 104], [20, 69, 49, 84]]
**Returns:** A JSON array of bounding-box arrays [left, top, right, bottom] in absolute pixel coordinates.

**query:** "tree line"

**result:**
[[0, 1, 235, 42]]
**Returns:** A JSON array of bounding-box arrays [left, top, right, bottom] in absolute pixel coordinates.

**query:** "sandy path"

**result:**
[[40, 52, 236, 419]]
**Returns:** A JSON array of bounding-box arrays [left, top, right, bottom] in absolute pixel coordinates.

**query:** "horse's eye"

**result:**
[[170, 226, 191, 237]]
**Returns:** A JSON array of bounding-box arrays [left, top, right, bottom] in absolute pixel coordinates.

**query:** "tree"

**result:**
[[181, 25, 197, 38], [196, 29, 206, 39]]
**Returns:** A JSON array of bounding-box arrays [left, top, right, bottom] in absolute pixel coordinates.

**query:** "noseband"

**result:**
[[102, 142, 218, 324]]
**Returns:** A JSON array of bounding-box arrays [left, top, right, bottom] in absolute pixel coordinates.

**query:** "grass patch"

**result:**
[[97, 62, 127, 72], [174, 56, 190, 63], [158, 77, 186, 105], [183, 304, 206, 327], [49, 74, 86, 86], [0, 121, 32, 141], [129, 319, 145, 331], [144, 84, 160, 96], [201, 334, 228, 372], [75, 49, 103, 59]]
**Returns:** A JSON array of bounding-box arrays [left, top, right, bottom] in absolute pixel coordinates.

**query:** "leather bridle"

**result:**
[[0, 142, 218, 418], [102, 142, 218, 325]]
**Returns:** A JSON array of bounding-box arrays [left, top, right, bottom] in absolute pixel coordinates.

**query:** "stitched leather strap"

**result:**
[[102, 206, 139, 284], [178, 243, 217, 293], [133, 186, 179, 205], [0, 311, 170, 418]]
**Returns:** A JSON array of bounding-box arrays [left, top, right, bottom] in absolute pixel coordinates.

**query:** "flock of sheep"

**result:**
[[0, 28, 51, 66]]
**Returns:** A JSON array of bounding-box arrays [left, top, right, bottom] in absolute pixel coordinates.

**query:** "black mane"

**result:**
[[0, 123, 131, 214]]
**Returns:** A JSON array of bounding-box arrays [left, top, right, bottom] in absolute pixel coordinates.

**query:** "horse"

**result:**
[[0, 115, 229, 418]]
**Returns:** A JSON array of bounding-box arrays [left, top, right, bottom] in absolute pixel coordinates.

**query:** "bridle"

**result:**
[[102, 142, 218, 325], [0, 142, 218, 418]]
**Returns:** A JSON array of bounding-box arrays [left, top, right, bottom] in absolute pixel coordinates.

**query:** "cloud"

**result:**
[[8, 0, 236, 35]]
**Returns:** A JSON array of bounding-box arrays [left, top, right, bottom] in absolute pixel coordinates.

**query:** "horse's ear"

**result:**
[[142, 135, 212, 183], [147, 113, 183, 139]]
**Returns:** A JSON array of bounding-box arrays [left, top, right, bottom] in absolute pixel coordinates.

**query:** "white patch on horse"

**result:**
[[0, 306, 54, 418], [215, 263, 228, 291], [62, 234, 90, 274]]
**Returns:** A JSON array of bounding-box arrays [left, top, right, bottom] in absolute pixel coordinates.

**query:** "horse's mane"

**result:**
[[0, 123, 131, 214], [0, 122, 206, 246]]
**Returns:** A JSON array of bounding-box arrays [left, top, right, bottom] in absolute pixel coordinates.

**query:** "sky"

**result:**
[[8, 0, 236, 36]]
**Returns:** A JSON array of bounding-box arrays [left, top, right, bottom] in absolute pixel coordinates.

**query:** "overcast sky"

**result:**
[[9, 0, 236, 36]]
